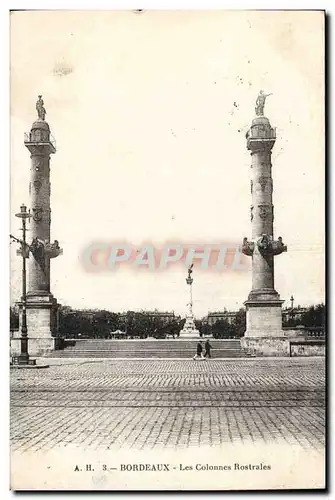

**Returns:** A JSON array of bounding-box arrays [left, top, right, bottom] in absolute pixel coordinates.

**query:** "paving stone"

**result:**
[[10, 358, 325, 452]]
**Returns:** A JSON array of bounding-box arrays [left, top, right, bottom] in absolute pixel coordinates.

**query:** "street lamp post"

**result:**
[[11, 204, 36, 366], [290, 295, 295, 325]]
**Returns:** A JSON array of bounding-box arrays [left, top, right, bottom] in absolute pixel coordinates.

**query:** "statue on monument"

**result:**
[[186, 263, 194, 285], [36, 95, 46, 121], [255, 90, 272, 116]]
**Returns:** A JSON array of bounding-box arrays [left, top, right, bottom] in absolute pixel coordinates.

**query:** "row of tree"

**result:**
[[282, 304, 325, 329], [55, 309, 185, 339], [205, 308, 247, 339], [10, 303, 325, 339]]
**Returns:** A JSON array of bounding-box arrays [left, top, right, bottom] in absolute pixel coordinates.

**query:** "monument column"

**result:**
[[179, 264, 200, 338], [241, 92, 288, 356], [16, 97, 63, 355]]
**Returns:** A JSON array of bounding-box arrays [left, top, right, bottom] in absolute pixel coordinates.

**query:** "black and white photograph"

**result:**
[[9, 9, 325, 491]]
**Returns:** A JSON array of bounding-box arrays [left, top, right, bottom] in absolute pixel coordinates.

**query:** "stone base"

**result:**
[[289, 339, 325, 357], [244, 298, 284, 337], [179, 329, 200, 339], [241, 336, 290, 357], [18, 293, 58, 338], [11, 356, 36, 366], [10, 337, 56, 357], [10, 363, 50, 369], [15, 294, 59, 356], [180, 315, 200, 339]]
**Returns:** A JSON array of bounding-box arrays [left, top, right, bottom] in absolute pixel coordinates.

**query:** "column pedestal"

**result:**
[[11, 293, 59, 356], [179, 316, 200, 339], [244, 296, 284, 337], [242, 297, 288, 356]]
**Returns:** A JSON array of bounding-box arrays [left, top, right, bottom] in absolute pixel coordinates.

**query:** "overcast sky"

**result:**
[[10, 10, 324, 316]]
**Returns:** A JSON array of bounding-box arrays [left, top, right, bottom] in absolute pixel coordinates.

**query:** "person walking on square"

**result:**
[[204, 339, 213, 358], [193, 341, 204, 360]]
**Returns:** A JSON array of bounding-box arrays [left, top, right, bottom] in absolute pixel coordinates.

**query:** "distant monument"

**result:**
[[12, 97, 63, 356], [179, 264, 200, 338], [241, 92, 288, 356]]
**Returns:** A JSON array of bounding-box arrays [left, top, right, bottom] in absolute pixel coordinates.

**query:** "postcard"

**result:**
[[10, 10, 325, 491]]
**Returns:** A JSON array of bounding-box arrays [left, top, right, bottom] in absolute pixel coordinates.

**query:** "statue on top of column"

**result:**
[[36, 95, 46, 121], [186, 263, 194, 285], [255, 90, 272, 116]]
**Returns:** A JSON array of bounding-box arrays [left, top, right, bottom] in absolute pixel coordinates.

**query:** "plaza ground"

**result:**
[[10, 357, 325, 454]]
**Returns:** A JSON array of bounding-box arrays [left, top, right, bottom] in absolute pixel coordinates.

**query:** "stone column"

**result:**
[[13, 97, 63, 356], [241, 97, 288, 356], [28, 124, 52, 295], [179, 266, 200, 338]]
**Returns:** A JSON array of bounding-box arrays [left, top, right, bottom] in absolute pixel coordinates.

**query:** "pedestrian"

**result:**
[[193, 341, 205, 360], [204, 339, 213, 358]]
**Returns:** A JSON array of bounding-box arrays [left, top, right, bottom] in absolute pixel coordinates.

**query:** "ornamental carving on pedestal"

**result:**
[[250, 205, 254, 221], [250, 180, 253, 194]]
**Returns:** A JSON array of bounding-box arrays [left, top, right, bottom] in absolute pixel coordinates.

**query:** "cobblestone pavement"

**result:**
[[10, 358, 325, 453]]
